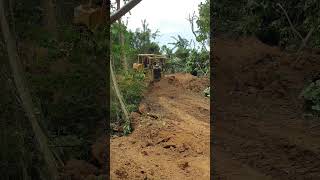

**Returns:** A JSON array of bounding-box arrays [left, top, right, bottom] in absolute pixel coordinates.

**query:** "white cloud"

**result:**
[[112, 0, 206, 48]]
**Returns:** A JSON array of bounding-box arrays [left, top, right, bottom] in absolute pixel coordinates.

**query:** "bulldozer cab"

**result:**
[[133, 54, 167, 81], [137, 54, 153, 68]]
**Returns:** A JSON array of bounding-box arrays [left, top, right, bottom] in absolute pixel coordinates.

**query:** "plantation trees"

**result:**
[[164, 0, 210, 75]]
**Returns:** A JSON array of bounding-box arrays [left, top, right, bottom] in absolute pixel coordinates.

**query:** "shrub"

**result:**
[[111, 70, 146, 126], [300, 80, 320, 113]]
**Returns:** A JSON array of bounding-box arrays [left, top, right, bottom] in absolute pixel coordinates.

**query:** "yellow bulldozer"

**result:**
[[133, 54, 167, 81]]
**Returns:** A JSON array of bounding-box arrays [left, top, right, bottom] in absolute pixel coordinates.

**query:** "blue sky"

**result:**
[[112, 0, 206, 49]]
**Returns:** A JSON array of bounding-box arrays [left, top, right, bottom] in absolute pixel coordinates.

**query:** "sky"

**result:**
[[111, 0, 206, 49]]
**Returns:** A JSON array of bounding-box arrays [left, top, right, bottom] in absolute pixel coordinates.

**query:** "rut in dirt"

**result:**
[[110, 73, 210, 180]]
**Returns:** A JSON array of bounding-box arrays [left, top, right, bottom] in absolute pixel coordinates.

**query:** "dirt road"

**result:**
[[110, 73, 210, 180], [214, 36, 320, 179]]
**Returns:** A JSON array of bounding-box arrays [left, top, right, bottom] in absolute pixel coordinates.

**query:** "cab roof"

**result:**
[[138, 54, 167, 59]]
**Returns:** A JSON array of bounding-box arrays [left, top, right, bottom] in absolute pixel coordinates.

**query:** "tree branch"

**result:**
[[110, 0, 142, 24], [188, 11, 208, 51], [276, 3, 303, 40]]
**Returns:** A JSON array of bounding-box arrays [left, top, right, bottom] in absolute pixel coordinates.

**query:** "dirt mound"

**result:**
[[59, 135, 108, 180], [214, 36, 320, 179], [184, 77, 209, 93], [164, 73, 209, 93], [61, 159, 99, 180], [215, 36, 320, 96], [111, 73, 210, 179], [91, 135, 108, 166]]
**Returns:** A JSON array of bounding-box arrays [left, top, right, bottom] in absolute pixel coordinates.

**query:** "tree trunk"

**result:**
[[120, 31, 128, 70], [0, 1, 59, 179], [110, 58, 129, 121], [42, 0, 57, 37], [116, 0, 128, 71]]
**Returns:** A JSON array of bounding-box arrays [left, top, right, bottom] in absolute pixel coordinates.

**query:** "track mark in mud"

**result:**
[[111, 74, 210, 180], [217, 115, 320, 179], [158, 96, 210, 124]]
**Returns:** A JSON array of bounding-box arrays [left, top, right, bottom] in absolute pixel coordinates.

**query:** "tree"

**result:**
[[196, 0, 210, 45], [41, 0, 57, 37], [116, 0, 129, 70], [213, 0, 320, 48], [132, 19, 160, 53], [0, 0, 58, 179], [169, 35, 190, 60]]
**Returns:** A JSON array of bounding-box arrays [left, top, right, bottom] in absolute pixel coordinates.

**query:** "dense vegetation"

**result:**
[[1, 0, 107, 179], [1, 0, 210, 179], [300, 79, 320, 114], [161, 0, 210, 76], [214, 0, 320, 49], [110, 19, 160, 134], [110, 0, 210, 133]]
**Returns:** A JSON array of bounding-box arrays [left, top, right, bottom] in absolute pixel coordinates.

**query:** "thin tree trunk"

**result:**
[[110, 58, 129, 121], [276, 3, 303, 41], [120, 32, 128, 70], [42, 0, 57, 37], [0, 1, 59, 179], [188, 12, 208, 52], [116, 0, 128, 71]]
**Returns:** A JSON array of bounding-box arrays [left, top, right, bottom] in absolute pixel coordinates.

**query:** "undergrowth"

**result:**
[[300, 80, 320, 114], [111, 70, 146, 135]]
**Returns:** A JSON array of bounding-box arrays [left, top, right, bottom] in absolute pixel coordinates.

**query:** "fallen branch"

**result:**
[[276, 3, 319, 63], [110, 0, 142, 24], [276, 3, 303, 41], [295, 27, 315, 62]]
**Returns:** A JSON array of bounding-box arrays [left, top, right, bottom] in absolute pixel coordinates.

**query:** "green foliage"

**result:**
[[163, 35, 209, 75], [123, 122, 132, 135], [132, 20, 161, 54], [214, 0, 320, 48], [111, 71, 145, 125], [110, 19, 160, 133], [119, 71, 146, 107], [160, 45, 173, 58], [196, 0, 210, 45], [300, 80, 320, 113], [110, 19, 160, 71], [165, 57, 185, 73], [186, 49, 209, 75], [111, 22, 137, 69], [161, 0, 210, 75], [203, 87, 210, 97], [3, 0, 110, 178], [27, 25, 106, 137]]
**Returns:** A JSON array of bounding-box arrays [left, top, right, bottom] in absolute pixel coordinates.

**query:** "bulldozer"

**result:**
[[133, 54, 167, 81]]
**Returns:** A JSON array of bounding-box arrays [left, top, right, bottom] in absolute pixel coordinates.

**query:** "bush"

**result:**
[[214, 0, 320, 48], [111, 70, 146, 124], [300, 80, 320, 113]]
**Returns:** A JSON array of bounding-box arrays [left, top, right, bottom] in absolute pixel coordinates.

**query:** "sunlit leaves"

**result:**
[[196, 0, 210, 44]]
